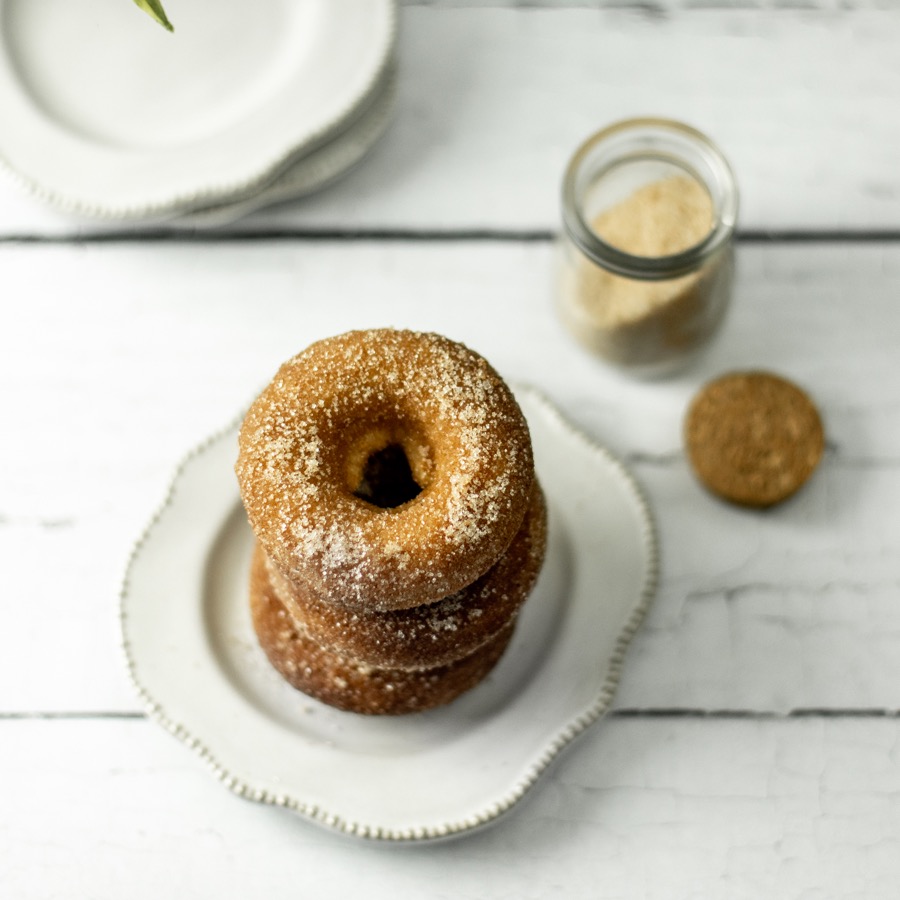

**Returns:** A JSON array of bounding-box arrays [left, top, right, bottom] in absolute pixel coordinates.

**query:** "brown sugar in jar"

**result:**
[[558, 118, 739, 377]]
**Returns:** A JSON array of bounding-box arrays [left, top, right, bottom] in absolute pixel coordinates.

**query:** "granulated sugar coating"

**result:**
[[260, 481, 547, 670], [249, 545, 517, 716], [236, 329, 535, 612]]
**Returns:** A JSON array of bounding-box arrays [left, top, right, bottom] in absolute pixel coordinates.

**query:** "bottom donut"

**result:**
[[249, 550, 516, 715]]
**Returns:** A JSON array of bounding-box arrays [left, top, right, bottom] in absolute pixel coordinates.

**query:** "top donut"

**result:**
[[235, 329, 535, 611]]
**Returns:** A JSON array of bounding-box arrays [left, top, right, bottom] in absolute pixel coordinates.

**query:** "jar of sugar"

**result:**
[[558, 118, 739, 377]]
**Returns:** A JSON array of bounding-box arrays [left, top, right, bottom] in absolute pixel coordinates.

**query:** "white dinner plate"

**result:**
[[0, 0, 396, 219], [120, 386, 658, 841], [172, 65, 397, 228]]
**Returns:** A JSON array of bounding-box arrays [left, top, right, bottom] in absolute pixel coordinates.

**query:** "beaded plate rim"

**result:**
[[118, 384, 659, 842]]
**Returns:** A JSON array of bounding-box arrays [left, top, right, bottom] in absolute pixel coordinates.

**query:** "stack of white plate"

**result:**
[[0, 0, 397, 225]]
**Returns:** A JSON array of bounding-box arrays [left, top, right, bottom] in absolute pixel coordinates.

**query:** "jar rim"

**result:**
[[561, 117, 739, 280]]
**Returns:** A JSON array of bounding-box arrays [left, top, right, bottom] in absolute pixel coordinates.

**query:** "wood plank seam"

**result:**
[[5, 230, 900, 245]]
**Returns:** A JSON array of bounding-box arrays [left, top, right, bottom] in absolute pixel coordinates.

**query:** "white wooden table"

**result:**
[[2, 2, 899, 896]]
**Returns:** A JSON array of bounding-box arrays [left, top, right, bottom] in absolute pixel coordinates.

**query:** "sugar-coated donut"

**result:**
[[261, 480, 547, 670], [236, 329, 534, 611], [250, 558, 515, 715]]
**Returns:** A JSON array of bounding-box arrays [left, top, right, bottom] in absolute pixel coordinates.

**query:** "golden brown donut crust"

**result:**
[[250, 559, 516, 715], [261, 480, 547, 670], [236, 330, 534, 611]]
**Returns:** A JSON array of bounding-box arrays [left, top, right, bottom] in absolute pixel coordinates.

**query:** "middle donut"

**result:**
[[262, 481, 547, 670]]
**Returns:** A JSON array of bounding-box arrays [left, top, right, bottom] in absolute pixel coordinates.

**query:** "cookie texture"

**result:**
[[684, 371, 824, 507]]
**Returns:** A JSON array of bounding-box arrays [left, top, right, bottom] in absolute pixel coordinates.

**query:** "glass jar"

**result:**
[[558, 118, 739, 377]]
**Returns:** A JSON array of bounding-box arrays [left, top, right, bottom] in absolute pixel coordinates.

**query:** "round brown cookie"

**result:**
[[684, 371, 824, 507], [249, 552, 516, 715], [262, 481, 547, 671]]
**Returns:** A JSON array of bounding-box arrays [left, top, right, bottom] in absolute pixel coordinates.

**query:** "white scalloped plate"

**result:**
[[120, 386, 658, 841], [0, 0, 395, 219], [171, 66, 397, 228]]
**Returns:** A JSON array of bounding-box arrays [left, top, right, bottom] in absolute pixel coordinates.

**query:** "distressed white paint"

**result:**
[[2, 4, 900, 234], [2, 717, 899, 898], [1, 239, 897, 714], [2, 4, 899, 893]]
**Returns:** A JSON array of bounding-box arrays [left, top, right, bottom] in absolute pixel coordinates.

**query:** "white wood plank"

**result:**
[[2, 6, 900, 235], [1, 716, 898, 898], [1, 240, 897, 713]]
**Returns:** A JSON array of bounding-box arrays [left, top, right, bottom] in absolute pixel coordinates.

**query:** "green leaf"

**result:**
[[132, 0, 174, 32]]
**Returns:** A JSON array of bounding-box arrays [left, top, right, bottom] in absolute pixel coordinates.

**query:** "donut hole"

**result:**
[[344, 421, 434, 510], [354, 443, 423, 509]]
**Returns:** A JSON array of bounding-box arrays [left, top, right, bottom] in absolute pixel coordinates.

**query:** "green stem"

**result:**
[[133, 0, 174, 32]]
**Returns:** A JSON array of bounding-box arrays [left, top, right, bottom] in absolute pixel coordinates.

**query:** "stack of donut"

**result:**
[[235, 329, 546, 715]]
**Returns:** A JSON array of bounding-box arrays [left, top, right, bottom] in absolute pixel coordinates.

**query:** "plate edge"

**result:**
[[0, 0, 398, 221], [117, 383, 660, 843]]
